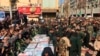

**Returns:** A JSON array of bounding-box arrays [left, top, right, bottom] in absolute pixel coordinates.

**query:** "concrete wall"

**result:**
[[17, 0, 42, 7], [17, 0, 30, 7], [0, 0, 10, 6], [0, 0, 10, 11]]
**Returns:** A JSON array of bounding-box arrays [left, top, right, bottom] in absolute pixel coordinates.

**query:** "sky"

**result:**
[[59, 0, 65, 5]]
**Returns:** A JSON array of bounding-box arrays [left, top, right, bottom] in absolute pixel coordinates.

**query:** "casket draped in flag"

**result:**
[[18, 34, 54, 56]]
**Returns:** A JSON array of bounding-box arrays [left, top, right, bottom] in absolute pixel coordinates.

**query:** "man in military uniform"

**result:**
[[58, 37, 71, 56], [56, 36, 61, 56]]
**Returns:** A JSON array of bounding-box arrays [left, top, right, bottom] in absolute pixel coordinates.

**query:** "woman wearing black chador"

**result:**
[[42, 47, 54, 56]]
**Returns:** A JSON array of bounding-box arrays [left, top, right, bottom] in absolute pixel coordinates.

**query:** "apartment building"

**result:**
[[70, 0, 100, 17]]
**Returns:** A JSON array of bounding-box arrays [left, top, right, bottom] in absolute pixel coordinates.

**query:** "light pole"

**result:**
[[9, 0, 16, 19], [91, 1, 94, 17], [9, 5, 12, 19], [68, 0, 70, 17], [84, 0, 87, 17]]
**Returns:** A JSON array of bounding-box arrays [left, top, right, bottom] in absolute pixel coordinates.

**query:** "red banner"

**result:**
[[18, 7, 31, 14], [34, 7, 41, 15], [18, 7, 41, 15]]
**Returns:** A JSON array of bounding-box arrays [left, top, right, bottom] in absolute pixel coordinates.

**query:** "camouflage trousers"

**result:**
[[58, 49, 69, 56]]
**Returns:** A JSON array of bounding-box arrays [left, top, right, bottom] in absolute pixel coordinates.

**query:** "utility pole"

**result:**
[[67, 0, 70, 17], [84, 0, 87, 17], [76, 0, 78, 17], [90, 0, 94, 17], [91, 4, 93, 17], [80, 0, 82, 17], [9, 0, 13, 19], [9, 6, 12, 19]]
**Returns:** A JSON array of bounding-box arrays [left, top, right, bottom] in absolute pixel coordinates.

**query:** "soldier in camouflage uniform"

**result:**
[[58, 37, 71, 56]]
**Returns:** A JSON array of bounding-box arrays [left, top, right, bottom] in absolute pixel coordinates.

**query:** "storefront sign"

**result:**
[[18, 7, 31, 14], [18, 7, 41, 15], [34, 7, 41, 15]]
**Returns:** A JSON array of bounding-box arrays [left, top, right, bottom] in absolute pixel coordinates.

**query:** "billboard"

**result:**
[[34, 7, 41, 15], [18, 7, 31, 14], [0, 11, 5, 21], [18, 7, 41, 15]]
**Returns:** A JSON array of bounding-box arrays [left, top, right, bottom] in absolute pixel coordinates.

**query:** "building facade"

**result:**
[[60, 0, 70, 18], [0, 0, 59, 18], [70, 0, 100, 17], [0, 0, 10, 11], [41, 0, 59, 18]]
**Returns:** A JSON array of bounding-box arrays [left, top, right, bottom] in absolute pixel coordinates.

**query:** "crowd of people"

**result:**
[[0, 14, 32, 56], [40, 17, 100, 56], [0, 13, 100, 56]]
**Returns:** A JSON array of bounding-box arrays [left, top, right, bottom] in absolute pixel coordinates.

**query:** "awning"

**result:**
[[27, 14, 39, 18], [42, 9, 58, 13]]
